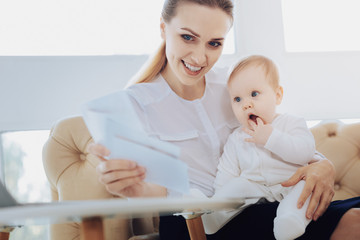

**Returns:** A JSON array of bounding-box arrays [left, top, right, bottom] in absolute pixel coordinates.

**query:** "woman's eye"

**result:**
[[251, 91, 259, 97], [234, 97, 241, 102], [209, 41, 221, 47], [182, 34, 193, 41]]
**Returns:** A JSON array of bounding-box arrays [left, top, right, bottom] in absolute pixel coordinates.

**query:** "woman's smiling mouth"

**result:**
[[182, 60, 202, 73]]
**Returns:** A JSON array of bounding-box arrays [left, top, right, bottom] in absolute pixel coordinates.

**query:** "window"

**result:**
[[1, 130, 51, 239], [0, 0, 235, 56], [282, 0, 360, 52]]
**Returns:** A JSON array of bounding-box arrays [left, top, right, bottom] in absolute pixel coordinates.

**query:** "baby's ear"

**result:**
[[276, 86, 283, 105]]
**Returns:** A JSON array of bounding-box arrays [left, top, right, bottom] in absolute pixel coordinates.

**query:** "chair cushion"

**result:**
[[311, 121, 360, 200]]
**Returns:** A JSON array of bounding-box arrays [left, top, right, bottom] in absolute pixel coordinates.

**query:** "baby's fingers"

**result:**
[[248, 120, 257, 129], [244, 138, 255, 143], [242, 127, 254, 136], [256, 117, 264, 126]]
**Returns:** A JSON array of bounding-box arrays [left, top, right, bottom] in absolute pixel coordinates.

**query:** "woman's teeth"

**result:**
[[183, 61, 201, 72]]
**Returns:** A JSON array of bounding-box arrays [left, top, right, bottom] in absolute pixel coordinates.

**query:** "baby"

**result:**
[[202, 55, 316, 240]]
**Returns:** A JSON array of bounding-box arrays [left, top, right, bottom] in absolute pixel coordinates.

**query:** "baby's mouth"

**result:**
[[249, 114, 259, 124]]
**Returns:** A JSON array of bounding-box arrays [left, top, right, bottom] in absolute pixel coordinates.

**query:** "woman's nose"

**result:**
[[191, 47, 207, 65]]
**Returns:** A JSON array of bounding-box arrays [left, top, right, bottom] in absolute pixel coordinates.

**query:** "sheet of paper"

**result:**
[[82, 91, 189, 193]]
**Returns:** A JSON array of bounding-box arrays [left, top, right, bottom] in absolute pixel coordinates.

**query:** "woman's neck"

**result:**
[[161, 67, 206, 101]]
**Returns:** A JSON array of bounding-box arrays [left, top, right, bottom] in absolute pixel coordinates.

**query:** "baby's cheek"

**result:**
[[237, 116, 248, 128]]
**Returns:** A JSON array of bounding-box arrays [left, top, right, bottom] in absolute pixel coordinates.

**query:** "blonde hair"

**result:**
[[129, 0, 234, 85], [228, 55, 280, 90]]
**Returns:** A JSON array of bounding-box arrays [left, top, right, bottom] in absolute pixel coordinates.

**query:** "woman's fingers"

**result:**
[[286, 165, 326, 219], [88, 143, 111, 159], [105, 174, 146, 196], [311, 185, 334, 221], [305, 160, 335, 220], [95, 158, 147, 197], [281, 166, 305, 187], [298, 176, 315, 210], [96, 159, 137, 174], [304, 182, 321, 219], [307, 185, 333, 221], [285, 160, 335, 220], [98, 165, 146, 184], [281, 166, 318, 211], [88, 143, 151, 197]]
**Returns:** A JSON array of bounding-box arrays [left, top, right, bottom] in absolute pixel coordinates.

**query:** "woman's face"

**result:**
[[160, 2, 232, 91]]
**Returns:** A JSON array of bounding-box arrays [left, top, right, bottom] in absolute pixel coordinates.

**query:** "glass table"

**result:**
[[0, 197, 244, 240]]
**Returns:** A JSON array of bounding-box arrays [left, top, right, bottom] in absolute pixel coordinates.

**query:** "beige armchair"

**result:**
[[42, 116, 159, 240], [42, 116, 360, 240], [310, 121, 360, 200]]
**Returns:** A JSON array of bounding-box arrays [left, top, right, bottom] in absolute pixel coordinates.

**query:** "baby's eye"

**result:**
[[234, 97, 241, 102], [251, 91, 259, 97], [182, 34, 193, 41]]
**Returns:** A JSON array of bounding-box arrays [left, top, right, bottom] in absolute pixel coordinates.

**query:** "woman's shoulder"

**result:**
[[126, 75, 170, 106]]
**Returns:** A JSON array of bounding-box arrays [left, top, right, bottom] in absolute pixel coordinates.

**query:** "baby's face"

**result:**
[[228, 65, 283, 129]]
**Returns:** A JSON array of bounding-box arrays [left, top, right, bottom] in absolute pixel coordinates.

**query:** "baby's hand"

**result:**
[[243, 118, 273, 145]]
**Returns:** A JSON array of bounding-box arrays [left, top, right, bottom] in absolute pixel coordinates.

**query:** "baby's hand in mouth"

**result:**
[[243, 117, 273, 145], [249, 114, 259, 124]]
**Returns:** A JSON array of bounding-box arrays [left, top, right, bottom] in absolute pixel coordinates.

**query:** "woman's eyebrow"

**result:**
[[181, 27, 200, 37], [212, 37, 225, 41], [180, 27, 225, 41]]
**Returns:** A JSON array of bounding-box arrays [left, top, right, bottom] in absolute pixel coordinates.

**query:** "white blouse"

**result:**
[[126, 67, 240, 196]]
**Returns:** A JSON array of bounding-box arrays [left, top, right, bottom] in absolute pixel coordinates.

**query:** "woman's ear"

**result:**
[[276, 86, 283, 105], [160, 18, 166, 40]]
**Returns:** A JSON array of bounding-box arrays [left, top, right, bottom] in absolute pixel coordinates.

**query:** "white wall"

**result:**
[[234, 0, 360, 120], [0, 56, 148, 131], [1, 0, 360, 132]]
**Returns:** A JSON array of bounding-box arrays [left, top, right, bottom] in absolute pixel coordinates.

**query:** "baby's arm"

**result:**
[[265, 116, 315, 165], [213, 131, 242, 191]]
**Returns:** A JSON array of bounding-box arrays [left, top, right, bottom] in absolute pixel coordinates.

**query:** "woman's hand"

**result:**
[[88, 143, 166, 198], [281, 159, 335, 221]]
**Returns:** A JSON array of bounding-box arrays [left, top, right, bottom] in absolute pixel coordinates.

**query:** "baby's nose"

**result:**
[[242, 102, 253, 110]]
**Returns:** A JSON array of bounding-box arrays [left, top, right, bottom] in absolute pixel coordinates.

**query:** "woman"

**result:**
[[90, 0, 360, 239]]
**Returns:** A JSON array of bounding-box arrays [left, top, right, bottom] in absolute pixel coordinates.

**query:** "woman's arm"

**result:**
[[89, 143, 167, 198], [281, 158, 335, 221]]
